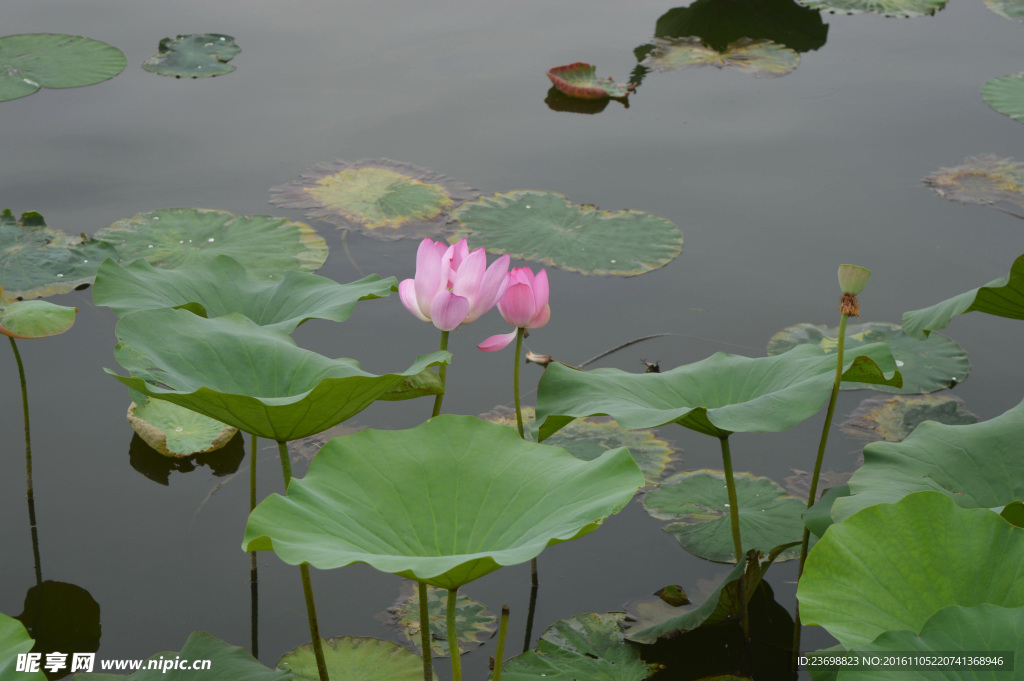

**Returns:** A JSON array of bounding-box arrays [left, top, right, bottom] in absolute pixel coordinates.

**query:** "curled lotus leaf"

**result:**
[[448, 190, 683, 276], [982, 74, 1024, 125], [546, 63, 634, 99], [795, 0, 946, 16], [127, 398, 237, 458], [984, 0, 1024, 21], [1, 612, 44, 681], [641, 37, 799, 77], [279, 636, 433, 681], [840, 394, 977, 443], [766, 321, 969, 393], [923, 154, 1024, 216], [269, 159, 480, 240], [383, 581, 495, 657], [141, 34, 241, 78], [0, 33, 126, 103], [0, 298, 76, 339]]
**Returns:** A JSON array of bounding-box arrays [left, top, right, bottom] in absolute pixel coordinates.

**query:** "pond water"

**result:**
[[2, 0, 1023, 679]]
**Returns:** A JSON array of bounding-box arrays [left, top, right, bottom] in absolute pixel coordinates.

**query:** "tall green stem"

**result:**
[[493, 605, 510, 681], [512, 328, 525, 438], [431, 330, 450, 418], [418, 582, 433, 681], [10, 338, 32, 499], [250, 434, 259, 659], [720, 435, 749, 637], [447, 588, 462, 681]]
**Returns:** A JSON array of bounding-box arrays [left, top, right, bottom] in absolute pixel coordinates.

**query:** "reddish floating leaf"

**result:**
[[547, 63, 634, 100]]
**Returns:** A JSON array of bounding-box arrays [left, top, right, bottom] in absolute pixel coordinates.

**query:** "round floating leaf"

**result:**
[[983, 73, 1024, 124], [767, 321, 968, 393], [279, 636, 431, 681], [127, 399, 237, 458], [481, 405, 680, 486], [383, 581, 495, 657], [270, 159, 480, 241], [923, 154, 1024, 216], [536, 343, 901, 441], [903, 253, 1024, 338], [497, 613, 660, 681], [0, 33, 126, 103], [1, 612, 44, 681], [795, 0, 946, 16], [644, 470, 804, 563], [141, 34, 240, 78], [832, 396, 1024, 523], [840, 393, 977, 442], [94, 208, 327, 279], [641, 37, 798, 77], [546, 63, 634, 99], [93, 255, 395, 332], [799, 491, 1024, 649], [243, 415, 644, 589], [106, 307, 451, 441], [985, 0, 1024, 21], [448, 190, 683, 277], [0, 299, 76, 339]]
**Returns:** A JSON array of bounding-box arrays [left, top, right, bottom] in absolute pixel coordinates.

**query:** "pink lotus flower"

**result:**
[[399, 238, 510, 331], [477, 267, 551, 351]]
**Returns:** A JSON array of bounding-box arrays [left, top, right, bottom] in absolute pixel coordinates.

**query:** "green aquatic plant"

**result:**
[[141, 34, 241, 78], [279, 637, 435, 681], [0, 33, 126, 102], [641, 37, 799, 77]]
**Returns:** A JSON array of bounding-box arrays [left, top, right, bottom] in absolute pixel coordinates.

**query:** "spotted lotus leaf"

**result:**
[[141, 34, 241, 78], [546, 63, 635, 99], [382, 581, 496, 657], [641, 37, 799, 77], [840, 394, 977, 443], [924, 154, 1024, 216]]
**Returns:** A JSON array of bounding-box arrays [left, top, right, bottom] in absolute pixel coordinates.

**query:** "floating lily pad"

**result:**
[[496, 613, 660, 681], [984, 0, 1024, 21], [923, 154, 1024, 215], [840, 394, 977, 442], [982, 74, 1024, 124], [279, 636, 431, 681], [0, 33, 126, 103], [799, 492, 1024, 649], [784, 469, 852, 503], [269, 159, 480, 241], [546, 63, 634, 99], [652, 0, 829, 54], [1, 612, 44, 681], [795, 0, 946, 17], [93, 208, 327, 280], [903, 253, 1024, 338], [481, 405, 680, 486], [243, 415, 643, 590], [0, 299, 76, 339], [644, 470, 805, 563], [127, 398, 237, 458], [767, 321, 968, 393], [383, 581, 495, 657], [93, 255, 395, 332], [641, 37, 799, 77], [141, 34, 240, 78], [448, 190, 683, 277]]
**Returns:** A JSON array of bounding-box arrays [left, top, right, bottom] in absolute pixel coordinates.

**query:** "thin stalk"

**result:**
[[250, 433, 259, 659], [522, 572, 538, 653], [792, 312, 849, 669], [447, 588, 462, 681], [493, 605, 510, 681], [10, 338, 32, 499], [512, 328, 525, 437], [720, 435, 748, 637], [431, 330, 450, 418], [418, 582, 434, 681]]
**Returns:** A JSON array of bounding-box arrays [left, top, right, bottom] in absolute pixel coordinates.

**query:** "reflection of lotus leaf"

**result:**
[[795, 0, 946, 16], [270, 159, 480, 240], [924, 154, 1024, 215], [644, 470, 804, 563], [0, 299, 76, 339], [983, 74, 1024, 124], [16, 581, 100, 668], [546, 63, 634, 99], [449, 190, 683, 276], [840, 394, 977, 443], [985, 0, 1024, 21], [127, 399, 237, 458], [384, 581, 495, 657], [642, 37, 799, 77], [0, 33, 126, 102], [280, 637, 430, 681], [141, 34, 241, 78], [652, 0, 829, 53], [1, 612, 43, 680]]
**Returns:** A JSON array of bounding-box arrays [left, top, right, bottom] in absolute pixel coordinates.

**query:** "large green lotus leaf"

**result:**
[[641, 37, 799, 77], [93, 208, 327, 280], [0, 299, 76, 339], [141, 34, 241, 78], [106, 308, 451, 441], [70, 631, 289, 680], [0, 33, 126, 103], [448, 190, 682, 277], [840, 393, 977, 442], [832, 397, 1024, 523], [985, 0, 1024, 21], [796, 0, 946, 16], [127, 398, 237, 458], [0, 209, 118, 300], [536, 343, 901, 441], [923, 154, 1024, 216], [383, 581, 495, 657], [903, 253, 1024, 339], [803, 484, 851, 538], [983, 74, 1024, 124], [495, 613, 659, 681], [482, 406, 681, 486], [644, 470, 805, 563], [1, 613, 44, 681], [243, 415, 644, 589], [546, 63, 634, 99], [652, 0, 829, 54], [93, 255, 395, 332], [269, 159, 480, 241], [279, 636, 432, 681], [767, 322, 968, 393], [799, 491, 1024, 649]]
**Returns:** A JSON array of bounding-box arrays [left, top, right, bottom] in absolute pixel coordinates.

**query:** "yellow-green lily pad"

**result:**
[[127, 397, 238, 458], [641, 37, 799, 77], [0, 298, 76, 339], [141, 34, 241, 78], [0, 33, 126, 103], [840, 394, 977, 443], [382, 581, 496, 657]]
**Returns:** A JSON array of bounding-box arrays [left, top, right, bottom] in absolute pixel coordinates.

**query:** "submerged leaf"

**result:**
[[982, 74, 1024, 124], [642, 37, 799, 77], [0, 33, 126, 102], [448, 190, 683, 276], [546, 63, 634, 99], [795, 0, 946, 16], [141, 34, 241, 78], [127, 399, 238, 458], [840, 393, 977, 442], [923, 154, 1024, 214], [383, 581, 495, 656], [279, 636, 431, 681], [269, 159, 480, 240], [0, 299, 76, 339]]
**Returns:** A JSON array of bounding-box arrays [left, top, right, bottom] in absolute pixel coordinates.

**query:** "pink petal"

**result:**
[[398, 279, 430, 322], [452, 248, 486, 303], [477, 330, 518, 352], [429, 290, 470, 331], [464, 254, 510, 323], [413, 239, 445, 312], [450, 238, 470, 271], [531, 269, 549, 309], [498, 282, 536, 328], [531, 303, 551, 330]]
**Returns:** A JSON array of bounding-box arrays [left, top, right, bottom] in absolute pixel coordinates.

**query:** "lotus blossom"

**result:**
[[478, 267, 551, 352], [399, 238, 510, 331]]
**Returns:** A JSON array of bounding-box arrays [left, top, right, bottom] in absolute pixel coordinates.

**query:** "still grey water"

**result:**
[[3, 0, 1023, 678]]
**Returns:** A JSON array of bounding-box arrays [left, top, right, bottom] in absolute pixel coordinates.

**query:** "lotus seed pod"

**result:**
[[838, 264, 871, 295]]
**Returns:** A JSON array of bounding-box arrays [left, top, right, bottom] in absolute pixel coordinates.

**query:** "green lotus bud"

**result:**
[[838, 264, 871, 295]]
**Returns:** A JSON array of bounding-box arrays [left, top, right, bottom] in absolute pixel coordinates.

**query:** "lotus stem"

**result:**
[[719, 436, 742, 562], [447, 588, 462, 681], [513, 328, 526, 438], [522, 572, 538, 653], [431, 330, 450, 418], [276, 440, 294, 487], [250, 434, 258, 513], [493, 605, 510, 681], [418, 582, 433, 681], [10, 338, 32, 499], [250, 433, 259, 659]]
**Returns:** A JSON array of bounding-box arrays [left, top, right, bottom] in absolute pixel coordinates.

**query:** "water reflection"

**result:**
[[16, 582, 101, 681], [128, 431, 245, 485]]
